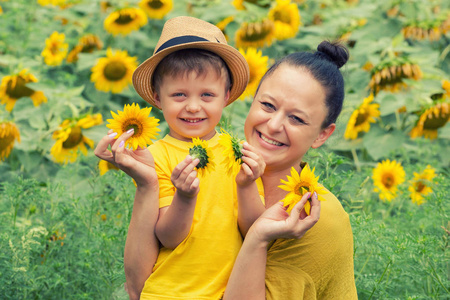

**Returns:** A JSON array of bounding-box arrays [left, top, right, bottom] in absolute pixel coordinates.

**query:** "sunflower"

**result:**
[[369, 57, 422, 95], [216, 16, 234, 41], [0, 121, 20, 161], [38, 0, 66, 6], [232, 0, 272, 10], [107, 103, 160, 150], [408, 165, 437, 205], [67, 34, 103, 63], [268, 0, 301, 40], [41, 31, 68, 66], [50, 114, 103, 164], [139, 0, 173, 19], [218, 128, 244, 175], [372, 159, 406, 201], [99, 159, 119, 175], [189, 137, 215, 177], [0, 69, 47, 112], [90, 48, 138, 94], [0, 5, 3, 14], [238, 47, 268, 100], [344, 94, 380, 140], [235, 18, 275, 49], [402, 25, 442, 41], [104, 7, 147, 36], [410, 102, 449, 139], [442, 79, 450, 99], [278, 165, 328, 215]]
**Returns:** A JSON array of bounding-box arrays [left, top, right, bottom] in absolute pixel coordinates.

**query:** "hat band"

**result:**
[[155, 36, 214, 54]]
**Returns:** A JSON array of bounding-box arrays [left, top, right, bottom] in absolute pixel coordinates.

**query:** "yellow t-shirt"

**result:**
[[140, 133, 243, 300], [260, 182, 358, 300]]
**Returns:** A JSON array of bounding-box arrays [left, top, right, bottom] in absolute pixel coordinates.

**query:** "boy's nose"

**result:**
[[186, 100, 201, 113]]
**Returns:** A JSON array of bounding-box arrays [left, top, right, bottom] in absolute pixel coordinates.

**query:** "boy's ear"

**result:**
[[223, 90, 230, 106], [311, 123, 335, 149], [154, 92, 161, 107]]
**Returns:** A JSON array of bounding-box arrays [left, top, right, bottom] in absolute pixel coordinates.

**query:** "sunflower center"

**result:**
[[244, 0, 271, 8], [415, 181, 426, 193], [294, 181, 311, 195], [103, 61, 127, 81], [147, 0, 163, 9], [0, 134, 15, 152], [242, 21, 273, 42], [123, 120, 142, 136], [354, 111, 369, 127], [50, 42, 60, 55], [6, 76, 34, 99], [115, 13, 134, 25], [62, 126, 83, 149], [423, 111, 449, 130], [273, 9, 292, 23], [382, 173, 395, 189]]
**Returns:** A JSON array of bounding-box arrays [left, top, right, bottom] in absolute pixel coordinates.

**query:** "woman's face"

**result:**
[[244, 64, 335, 172]]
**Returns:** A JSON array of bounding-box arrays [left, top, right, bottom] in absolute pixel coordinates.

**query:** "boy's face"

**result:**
[[154, 66, 230, 142]]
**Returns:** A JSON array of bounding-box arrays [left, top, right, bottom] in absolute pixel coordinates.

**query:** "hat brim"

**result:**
[[132, 42, 249, 109]]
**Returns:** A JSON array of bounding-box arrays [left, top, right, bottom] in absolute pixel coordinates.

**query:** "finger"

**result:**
[[111, 128, 135, 153], [94, 131, 118, 161], [172, 156, 199, 181], [190, 176, 200, 191], [289, 192, 311, 220], [240, 163, 253, 176], [308, 192, 321, 222]]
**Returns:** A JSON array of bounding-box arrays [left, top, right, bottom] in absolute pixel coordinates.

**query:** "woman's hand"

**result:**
[[236, 142, 266, 187], [250, 192, 321, 243], [94, 129, 157, 188]]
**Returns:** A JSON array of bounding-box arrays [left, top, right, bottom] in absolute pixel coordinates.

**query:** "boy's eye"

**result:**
[[172, 93, 185, 97], [202, 92, 214, 97]]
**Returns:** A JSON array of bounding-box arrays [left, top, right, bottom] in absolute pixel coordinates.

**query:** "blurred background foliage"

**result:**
[[0, 0, 448, 298]]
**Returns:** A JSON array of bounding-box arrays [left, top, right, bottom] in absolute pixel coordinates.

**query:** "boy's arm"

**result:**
[[236, 142, 266, 236], [155, 156, 200, 249]]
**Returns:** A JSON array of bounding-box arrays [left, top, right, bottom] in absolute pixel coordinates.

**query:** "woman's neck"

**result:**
[[261, 164, 302, 208]]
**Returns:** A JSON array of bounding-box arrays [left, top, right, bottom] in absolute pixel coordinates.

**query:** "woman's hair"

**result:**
[[152, 48, 232, 95], [256, 40, 349, 128]]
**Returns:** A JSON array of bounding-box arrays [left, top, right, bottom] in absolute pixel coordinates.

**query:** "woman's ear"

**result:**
[[311, 123, 336, 149]]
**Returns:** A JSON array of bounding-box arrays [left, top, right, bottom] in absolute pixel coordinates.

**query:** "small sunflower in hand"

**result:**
[[278, 165, 328, 215], [189, 138, 215, 176], [218, 128, 244, 175], [107, 103, 160, 150]]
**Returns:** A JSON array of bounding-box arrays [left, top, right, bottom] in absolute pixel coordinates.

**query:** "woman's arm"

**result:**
[[224, 192, 321, 299], [95, 129, 160, 299]]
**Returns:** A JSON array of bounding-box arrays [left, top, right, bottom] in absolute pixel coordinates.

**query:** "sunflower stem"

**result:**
[[351, 148, 361, 172]]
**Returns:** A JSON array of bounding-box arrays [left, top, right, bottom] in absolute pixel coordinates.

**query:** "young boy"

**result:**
[[130, 16, 266, 299]]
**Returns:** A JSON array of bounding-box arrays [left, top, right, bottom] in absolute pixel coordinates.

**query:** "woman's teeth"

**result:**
[[260, 133, 283, 146]]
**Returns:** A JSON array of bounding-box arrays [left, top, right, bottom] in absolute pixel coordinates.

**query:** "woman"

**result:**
[[223, 40, 357, 299], [95, 40, 357, 299]]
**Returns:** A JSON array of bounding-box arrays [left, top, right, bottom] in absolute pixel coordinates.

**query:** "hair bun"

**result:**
[[317, 41, 349, 69]]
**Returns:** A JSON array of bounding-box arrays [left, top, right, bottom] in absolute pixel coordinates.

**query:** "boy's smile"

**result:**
[[155, 66, 230, 142]]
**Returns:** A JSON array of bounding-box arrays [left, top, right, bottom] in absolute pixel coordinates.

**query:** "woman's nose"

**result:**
[[266, 113, 284, 133]]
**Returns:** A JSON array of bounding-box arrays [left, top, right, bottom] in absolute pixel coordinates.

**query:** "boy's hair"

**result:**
[[152, 49, 232, 95]]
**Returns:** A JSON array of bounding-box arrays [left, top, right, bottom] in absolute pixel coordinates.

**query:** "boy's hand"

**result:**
[[94, 129, 157, 188], [171, 155, 200, 199], [236, 142, 266, 187]]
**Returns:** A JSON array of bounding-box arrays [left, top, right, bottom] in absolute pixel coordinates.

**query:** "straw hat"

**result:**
[[132, 16, 250, 109]]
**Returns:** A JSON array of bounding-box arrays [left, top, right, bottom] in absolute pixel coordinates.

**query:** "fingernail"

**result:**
[[313, 191, 318, 198], [126, 128, 134, 134], [243, 141, 249, 147], [119, 141, 125, 148], [109, 132, 117, 138]]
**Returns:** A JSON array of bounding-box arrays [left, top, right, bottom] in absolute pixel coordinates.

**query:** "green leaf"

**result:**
[[362, 125, 406, 160]]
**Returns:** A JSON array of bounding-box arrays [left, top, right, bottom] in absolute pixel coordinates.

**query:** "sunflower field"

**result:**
[[0, 0, 449, 299]]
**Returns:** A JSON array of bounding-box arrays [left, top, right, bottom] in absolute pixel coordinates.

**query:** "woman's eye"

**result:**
[[261, 102, 275, 110], [290, 115, 306, 124]]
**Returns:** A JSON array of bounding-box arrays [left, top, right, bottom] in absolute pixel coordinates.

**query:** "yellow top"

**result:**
[[256, 179, 358, 299], [140, 133, 243, 300]]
